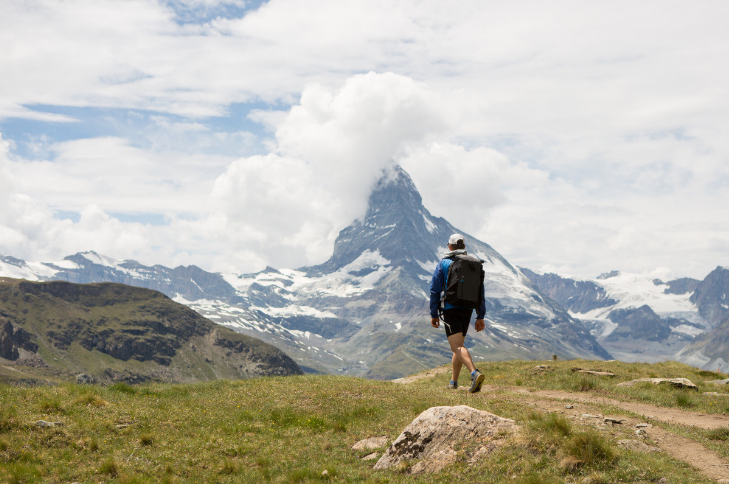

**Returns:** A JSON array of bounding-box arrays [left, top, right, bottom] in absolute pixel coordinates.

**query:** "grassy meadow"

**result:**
[[1, 359, 727, 483]]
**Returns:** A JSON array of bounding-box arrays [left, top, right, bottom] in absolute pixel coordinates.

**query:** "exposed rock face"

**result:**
[[605, 306, 672, 342], [520, 269, 617, 313], [616, 378, 697, 390], [0, 317, 38, 361], [373, 406, 519, 474], [676, 315, 729, 373], [665, 278, 700, 295], [0, 278, 303, 383], [690, 267, 729, 328], [76, 374, 94, 384]]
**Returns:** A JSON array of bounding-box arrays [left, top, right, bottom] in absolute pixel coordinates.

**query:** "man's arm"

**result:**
[[429, 261, 444, 326], [475, 273, 486, 332], [429, 261, 444, 318]]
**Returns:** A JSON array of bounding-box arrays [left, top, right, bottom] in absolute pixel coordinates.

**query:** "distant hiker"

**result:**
[[430, 234, 486, 393]]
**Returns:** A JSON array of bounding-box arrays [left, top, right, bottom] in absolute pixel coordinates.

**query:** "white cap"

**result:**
[[448, 233, 464, 245]]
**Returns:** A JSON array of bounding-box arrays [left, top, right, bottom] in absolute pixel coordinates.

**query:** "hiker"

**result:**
[[430, 234, 486, 393]]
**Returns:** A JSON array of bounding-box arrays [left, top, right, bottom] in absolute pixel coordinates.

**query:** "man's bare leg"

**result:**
[[451, 352, 463, 382], [447, 332, 476, 383]]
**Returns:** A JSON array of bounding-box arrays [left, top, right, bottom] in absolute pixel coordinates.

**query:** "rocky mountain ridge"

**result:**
[[0, 165, 611, 379], [522, 267, 729, 370], [0, 278, 302, 384]]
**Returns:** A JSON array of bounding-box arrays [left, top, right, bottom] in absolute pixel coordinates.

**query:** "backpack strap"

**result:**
[[438, 257, 455, 322]]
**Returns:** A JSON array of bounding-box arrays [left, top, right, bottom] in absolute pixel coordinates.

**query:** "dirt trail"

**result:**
[[391, 366, 449, 384], [522, 389, 729, 430], [394, 371, 729, 482], [513, 393, 729, 482]]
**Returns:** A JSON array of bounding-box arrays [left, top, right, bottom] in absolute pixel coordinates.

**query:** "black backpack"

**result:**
[[442, 254, 485, 310]]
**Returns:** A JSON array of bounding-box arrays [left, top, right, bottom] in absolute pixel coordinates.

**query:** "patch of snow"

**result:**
[[50, 259, 80, 270], [0, 260, 42, 280], [78, 251, 121, 268], [422, 214, 436, 233], [394, 322, 402, 331], [258, 304, 337, 319], [599, 320, 619, 338], [671, 325, 705, 337], [575, 271, 698, 317], [416, 259, 438, 274]]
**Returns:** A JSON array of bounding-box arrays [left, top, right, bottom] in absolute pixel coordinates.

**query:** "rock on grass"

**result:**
[[373, 405, 519, 474]]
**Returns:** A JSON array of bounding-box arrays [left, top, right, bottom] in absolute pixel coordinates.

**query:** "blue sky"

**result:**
[[1, 0, 728, 279]]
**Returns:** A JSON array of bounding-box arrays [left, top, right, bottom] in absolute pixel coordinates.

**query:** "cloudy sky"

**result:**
[[1, 0, 728, 280]]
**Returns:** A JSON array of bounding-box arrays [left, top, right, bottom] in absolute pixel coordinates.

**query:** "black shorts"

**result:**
[[442, 308, 473, 338]]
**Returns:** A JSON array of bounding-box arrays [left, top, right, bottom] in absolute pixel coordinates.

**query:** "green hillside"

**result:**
[[0, 278, 302, 384], [2, 359, 728, 483]]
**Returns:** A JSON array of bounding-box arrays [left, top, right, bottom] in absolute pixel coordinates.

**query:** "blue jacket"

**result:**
[[429, 253, 486, 319]]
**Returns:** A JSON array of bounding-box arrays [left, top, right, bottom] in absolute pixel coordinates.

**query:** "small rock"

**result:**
[[581, 414, 601, 419], [618, 439, 661, 453], [571, 368, 616, 377], [636, 423, 652, 429], [658, 478, 667, 484], [362, 452, 379, 461], [352, 436, 388, 451], [636, 429, 647, 437], [35, 420, 62, 428], [76, 373, 94, 384], [604, 417, 624, 425], [617, 378, 697, 390], [707, 378, 729, 385], [532, 365, 551, 371], [321, 469, 328, 476], [565, 404, 574, 409]]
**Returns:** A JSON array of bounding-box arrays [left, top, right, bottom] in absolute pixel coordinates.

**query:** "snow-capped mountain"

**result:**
[[522, 267, 729, 367], [0, 166, 610, 378], [674, 267, 729, 370]]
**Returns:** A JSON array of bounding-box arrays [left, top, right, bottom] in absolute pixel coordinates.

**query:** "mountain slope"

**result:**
[[0, 277, 302, 384], [0, 166, 611, 378], [522, 269, 709, 364], [674, 267, 729, 371], [212, 165, 611, 377]]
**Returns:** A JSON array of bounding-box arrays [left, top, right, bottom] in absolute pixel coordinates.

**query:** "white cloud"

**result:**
[[1, 1, 729, 279], [399, 143, 548, 235], [8, 137, 233, 214], [210, 72, 449, 269]]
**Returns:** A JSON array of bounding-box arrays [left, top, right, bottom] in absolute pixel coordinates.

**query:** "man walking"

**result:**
[[430, 234, 486, 393]]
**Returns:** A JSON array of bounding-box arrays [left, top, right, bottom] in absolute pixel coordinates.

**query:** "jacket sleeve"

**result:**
[[476, 278, 486, 320], [429, 261, 444, 318]]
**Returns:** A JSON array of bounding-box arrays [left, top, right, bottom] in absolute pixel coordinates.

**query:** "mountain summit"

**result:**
[[0, 166, 611, 378], [309, 165, 487, 273]]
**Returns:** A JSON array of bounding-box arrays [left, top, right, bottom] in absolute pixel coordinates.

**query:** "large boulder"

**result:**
[[373, 405, 519, 474]]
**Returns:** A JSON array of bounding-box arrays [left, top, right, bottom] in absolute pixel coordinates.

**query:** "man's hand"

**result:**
[[431, 317, 440, 328], [475, 319, 485, 332]]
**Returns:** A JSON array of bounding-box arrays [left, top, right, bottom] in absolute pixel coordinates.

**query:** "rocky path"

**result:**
[[394, 371, 729, 482], [524, 389, 729, 430], [508, 390, 729, 482]]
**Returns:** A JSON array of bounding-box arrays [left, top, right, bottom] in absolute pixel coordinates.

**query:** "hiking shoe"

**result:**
[[448, 380, 458, 389], [468, 370, 484, 393]]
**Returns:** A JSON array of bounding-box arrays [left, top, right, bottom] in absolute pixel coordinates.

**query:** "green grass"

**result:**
[[0, 361, 723, 483], [472, 358, 729, 415]]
